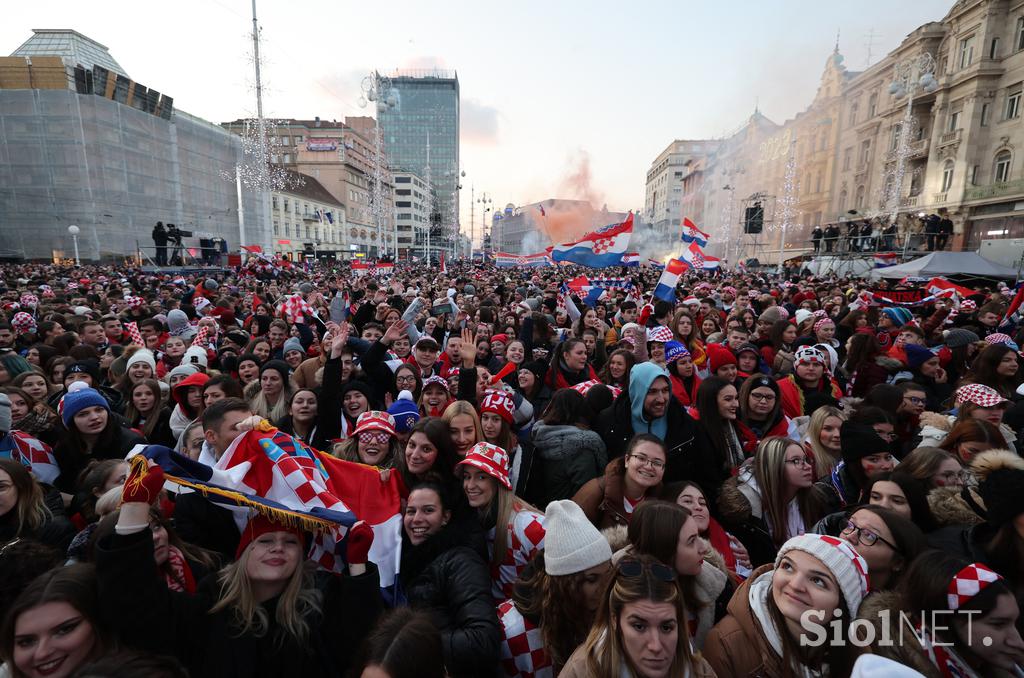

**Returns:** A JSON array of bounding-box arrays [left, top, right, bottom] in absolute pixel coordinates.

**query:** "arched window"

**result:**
[[941, 160, 955, 192], [994, 150, 1012, 183], [839, 189, 848, 212], [855, 185, 866, 208]]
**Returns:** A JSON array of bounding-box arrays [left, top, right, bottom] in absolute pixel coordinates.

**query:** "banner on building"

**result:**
[[307, 138, 338, 152]]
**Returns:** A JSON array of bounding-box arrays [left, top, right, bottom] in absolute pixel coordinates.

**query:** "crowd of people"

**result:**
[[0, 255, 1021, 678]]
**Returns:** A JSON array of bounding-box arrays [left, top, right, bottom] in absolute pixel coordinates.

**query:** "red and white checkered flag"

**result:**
[[277, 294, 314, 324], [124, 322, 144, 346]]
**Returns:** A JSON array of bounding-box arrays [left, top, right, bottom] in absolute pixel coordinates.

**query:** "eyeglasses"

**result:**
[[359, 431, 391, 445], [903, 396, 926, 406], [784, 456, 812, 467], [841, 521, 899, 551], [935, 470, 968, 483], [628, 453, 665, 469], [396, 375, 417, 385], [750, 392, 776, 402], [873, 429, 897, 441], [618, 559, 676, 582]]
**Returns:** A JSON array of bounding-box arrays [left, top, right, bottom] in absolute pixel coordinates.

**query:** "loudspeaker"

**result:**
[[744, 203, 764, 234]]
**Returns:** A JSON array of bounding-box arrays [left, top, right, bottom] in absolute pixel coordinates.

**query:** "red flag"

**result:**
[[440, 251, 447, 274], [241, 245, 263, 253]]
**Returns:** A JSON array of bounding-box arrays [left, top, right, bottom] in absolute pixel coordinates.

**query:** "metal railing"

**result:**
[[963, 177, 1024, 202]]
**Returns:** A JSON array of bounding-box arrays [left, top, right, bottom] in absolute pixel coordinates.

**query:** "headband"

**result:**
[[948, 563, 1002, 610]]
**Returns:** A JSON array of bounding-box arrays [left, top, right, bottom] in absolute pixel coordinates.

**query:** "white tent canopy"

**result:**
[[868, 252, 1020, 281]]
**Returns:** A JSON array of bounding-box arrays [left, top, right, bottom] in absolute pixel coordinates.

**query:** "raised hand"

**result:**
[[381, 320, 408, 346], [459, 327, 476, 367]]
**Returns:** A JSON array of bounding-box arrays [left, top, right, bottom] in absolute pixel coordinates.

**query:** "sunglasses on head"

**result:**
[[617, 559, 676, 582]]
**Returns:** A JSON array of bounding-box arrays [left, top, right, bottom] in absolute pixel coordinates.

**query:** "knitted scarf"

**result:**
[[164, 546, 196, 593]]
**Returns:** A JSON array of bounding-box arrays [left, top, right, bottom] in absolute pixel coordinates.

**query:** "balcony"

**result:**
[[900, 195, 919, 208], [885, 138, 930, 162], [933, 192, 950, 204], [938, 129, 961, 146], [964, 178, 1024, 202]]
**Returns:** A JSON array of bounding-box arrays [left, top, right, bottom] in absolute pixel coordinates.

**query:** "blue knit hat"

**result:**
[[387, 390, 421, 433], [904, 343, 936, 370], [881, 306, 913, 326], [59, 381, 109, 428], [665, 341, 690, 364]]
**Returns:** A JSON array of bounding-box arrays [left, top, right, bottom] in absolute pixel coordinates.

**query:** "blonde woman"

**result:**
[[247, 360, 293, 423], [442, 400, 483, 457], [97, 460, 382, 677], [802, 405, 845, 479]]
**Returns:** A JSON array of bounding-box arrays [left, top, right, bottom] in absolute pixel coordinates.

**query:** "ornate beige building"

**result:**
[[676, 0, 1024, 263]]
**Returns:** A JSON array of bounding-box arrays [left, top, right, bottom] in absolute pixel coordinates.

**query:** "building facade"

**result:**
[[391, 170, 432, 259], [222, 117, 395, 257], [643, 140, 720, 238], [378, 70, 459, 249], [0, 30, 269, 261], [490, 199, 628, 254], [270, 169, 345, 260]]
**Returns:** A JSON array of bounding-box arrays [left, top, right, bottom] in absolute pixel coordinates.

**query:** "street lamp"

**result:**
[[886, 52, 938, 238], [67, 225, 80, 266], [477, 193, 491, 260], [359, 72, 398, 258]]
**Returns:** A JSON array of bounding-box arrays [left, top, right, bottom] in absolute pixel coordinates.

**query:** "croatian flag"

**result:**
[[622, 252, 642, 267], [654, 258, 686, 302], [494, 251, 549, 268], [680, 218, 710, 248], [681, 241, 720, 270], [873, 253, 899, 268], [538, 204, 546, 217], [138, 427, 404, 587], [550, 213, 634, 268], [926, 277, 976, 299]]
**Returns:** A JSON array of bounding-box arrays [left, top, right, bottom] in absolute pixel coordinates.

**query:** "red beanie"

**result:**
[[236, 514, 305, 560], [706, 344, 737, 373]]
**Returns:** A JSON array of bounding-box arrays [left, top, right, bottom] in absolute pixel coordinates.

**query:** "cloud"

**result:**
[[462, 98, 500, 145]]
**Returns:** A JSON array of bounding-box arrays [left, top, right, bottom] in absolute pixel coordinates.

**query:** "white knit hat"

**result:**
[[125, 348, 156, 372], [775, 534, 869, 614], [183, 345, 208, 368], [544, 500, 612, 576], [794, 309, 813, 326]]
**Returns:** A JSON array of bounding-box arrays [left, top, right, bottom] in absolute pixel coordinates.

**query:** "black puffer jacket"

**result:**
[[397, 520, 500, 677], [53, 425, 146, 494], [96, 528, 382, 678], [531, 422, 607, 504]]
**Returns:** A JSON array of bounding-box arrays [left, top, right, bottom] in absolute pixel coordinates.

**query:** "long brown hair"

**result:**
[[0, 458, 49, 535], [626, 500, 705, 616], [752, 437, 825, 546], [512, 552, 602, 668], [124, 379, 165, 440]]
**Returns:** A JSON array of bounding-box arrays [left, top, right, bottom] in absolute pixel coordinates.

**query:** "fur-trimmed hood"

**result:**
[[928, 485, 985, 528], [716, 474, 754, 525], [855, 590, 943, 678], [970, 448, 1024, 482], [875, 355, 905, 372]]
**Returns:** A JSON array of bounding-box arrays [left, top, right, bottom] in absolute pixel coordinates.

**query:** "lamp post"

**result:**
[[477, 192, 491, 261], [67, 225, 80, 266], [359, 72, 398, 258], [887, 52, 938, 242]]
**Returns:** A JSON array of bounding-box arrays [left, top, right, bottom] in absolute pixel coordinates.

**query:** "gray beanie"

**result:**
[[758, 306, 788, 324], [543, 500, 612, 576], [943, 328, 980, 349], [0, 393, 10, 433], [166, 364, 198, 382], [283, 337, 304, 356]]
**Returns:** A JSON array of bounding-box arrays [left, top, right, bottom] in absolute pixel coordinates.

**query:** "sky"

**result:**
[[5, 0, 954, 239]]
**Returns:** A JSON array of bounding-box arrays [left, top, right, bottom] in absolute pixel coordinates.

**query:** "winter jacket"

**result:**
[[777, 373, 844, 419], [927, 485, 985, 529], [96, 528, 382, 678], [172, 491, 242, 561], [844, 356, 898, 398], [703, 564, 789, 678], [813, 460, 860, 514], [915, 410, 1018, 452], [572, 457, 662, 530], [53, 425, 146, 494], [530, 421, 607, 503], [855, 590, 944, 678], [595, 369, 700, 486], [716, 472, 778, 568], [291, 355, 326, 390], [0, 501, 76, 552], [397, 521, 501, 677], [735, 413, 799, 456]]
